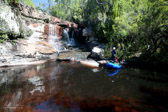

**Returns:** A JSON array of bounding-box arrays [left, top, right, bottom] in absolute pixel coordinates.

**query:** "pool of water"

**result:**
[[0, 61, 168, 112]]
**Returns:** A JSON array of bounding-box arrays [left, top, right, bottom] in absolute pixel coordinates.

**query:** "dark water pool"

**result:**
[[0, 61, 168, 112]]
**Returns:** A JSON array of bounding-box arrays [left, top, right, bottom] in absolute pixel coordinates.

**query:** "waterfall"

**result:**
[[62, 29, 70, 45], [48, 24, 58, 39], [70, 30, 76, 46], [48, 24, 65, 52]]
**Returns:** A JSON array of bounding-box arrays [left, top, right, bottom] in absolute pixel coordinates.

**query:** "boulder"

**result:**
[[87, 47, 105, 61], [80, 60, 99, 68], [92, 47, 102, 54]]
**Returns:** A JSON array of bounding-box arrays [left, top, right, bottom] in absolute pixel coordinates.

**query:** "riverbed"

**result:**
[[0, 61, 168, 112]]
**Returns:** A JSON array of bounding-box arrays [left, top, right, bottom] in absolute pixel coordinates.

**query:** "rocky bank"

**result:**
[[0, 1, 78, 67]]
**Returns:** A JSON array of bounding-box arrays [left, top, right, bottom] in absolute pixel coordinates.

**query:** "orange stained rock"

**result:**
[[36, 41, 56, 54], [43, 24, 62, 40]]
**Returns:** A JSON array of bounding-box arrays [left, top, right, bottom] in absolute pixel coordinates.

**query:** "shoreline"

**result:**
[[0, 59, 53, 68]]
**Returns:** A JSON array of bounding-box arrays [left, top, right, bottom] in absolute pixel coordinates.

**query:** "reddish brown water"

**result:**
[[0, 61, 168, 112]]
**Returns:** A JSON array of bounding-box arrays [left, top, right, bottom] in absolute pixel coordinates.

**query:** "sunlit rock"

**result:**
[[87, 46, 105, 61], [0, 1, 78, 67], [0, 2, 31, 37], [80, 59, 99, 68]]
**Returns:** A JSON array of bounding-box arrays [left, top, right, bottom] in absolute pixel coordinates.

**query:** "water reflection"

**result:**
[[107, 69, 121, 77], [0, 61, 168, 112], [29, 76, 45, 94]]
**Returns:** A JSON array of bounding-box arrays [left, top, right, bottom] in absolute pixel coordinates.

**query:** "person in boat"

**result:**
[[111, 47, 116, 62]]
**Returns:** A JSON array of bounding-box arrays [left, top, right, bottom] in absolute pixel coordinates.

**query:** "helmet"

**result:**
[[113, 47, 116, 50]]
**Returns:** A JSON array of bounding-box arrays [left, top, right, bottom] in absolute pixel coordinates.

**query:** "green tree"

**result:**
[[48, 0, 87, 21], [4, 0, 35, 7], [21, 0, 35, 7], [46, 0, 168, 63]]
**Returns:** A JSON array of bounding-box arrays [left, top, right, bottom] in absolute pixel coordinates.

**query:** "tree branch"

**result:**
[[95, 0, 104, 5], [95, 0, 106, 11]]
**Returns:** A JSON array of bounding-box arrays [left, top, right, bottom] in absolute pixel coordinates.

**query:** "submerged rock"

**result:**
[[57, 50, 90, 61]]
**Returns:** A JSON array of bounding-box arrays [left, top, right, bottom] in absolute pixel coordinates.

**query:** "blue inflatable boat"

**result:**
[[106, 62, 122, 69]]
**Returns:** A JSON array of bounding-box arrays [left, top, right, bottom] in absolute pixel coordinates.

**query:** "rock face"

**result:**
[[0, 1, 78, 67], [19, 4, 49, 21], [0, 1, 32, 37], [43, 24, 62, 39]]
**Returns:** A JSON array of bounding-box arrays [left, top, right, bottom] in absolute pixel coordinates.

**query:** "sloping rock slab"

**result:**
[[0, 60, 48, 67], [36, 41, 56, 54], [80, 60, 99, 68]]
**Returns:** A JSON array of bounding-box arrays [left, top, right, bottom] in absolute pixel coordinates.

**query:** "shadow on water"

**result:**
[[0, 61, 168, 112]]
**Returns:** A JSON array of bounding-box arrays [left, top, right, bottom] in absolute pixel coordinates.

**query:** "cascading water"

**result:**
[[48, 24, 65, 52], [62, 29, 70, 45], [70, 30, 76, 46], [62, 28, 76, 47]]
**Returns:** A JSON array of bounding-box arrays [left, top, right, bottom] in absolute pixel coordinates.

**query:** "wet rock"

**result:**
[[57, 53, 72, 61], [57, 50, 90, 61], [43, 24, 62, 39], [36, 41, 56, 54]]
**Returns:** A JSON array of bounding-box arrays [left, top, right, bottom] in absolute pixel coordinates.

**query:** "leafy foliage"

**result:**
[[21, 0, 35, 7], [4, 0, 35, 7], [46, 0, 168, 63], [48, 0, 86, 21]]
